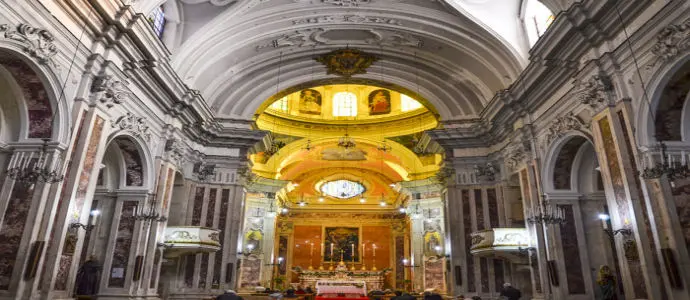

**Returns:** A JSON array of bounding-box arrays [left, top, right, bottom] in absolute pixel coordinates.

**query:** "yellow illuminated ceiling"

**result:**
[[251, 84, 442, 210]]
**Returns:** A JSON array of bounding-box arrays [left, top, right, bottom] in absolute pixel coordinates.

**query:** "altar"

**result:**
[[297, 263, 387, 293]]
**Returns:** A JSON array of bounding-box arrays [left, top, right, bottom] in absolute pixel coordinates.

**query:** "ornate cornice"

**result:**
[[0, 23, 58, 67]]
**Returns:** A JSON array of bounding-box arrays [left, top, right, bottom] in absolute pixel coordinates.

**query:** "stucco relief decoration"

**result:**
[[112, 113, 151, 141], [470, 234, 485, 246], [0, 23, 58, 67], [164, 138, 188, 167], [179, 0, 239, 5], [316, 49, 379, 78], [257, 28, 422, 50], [505, 143, 529, 172], [294, 15, 403, 26], [322, 0, 370, 6], [541, 112, 587, 150], [574, 74, 613, 111], [91, 75, 131, 108], [650, 18, 690, 63]]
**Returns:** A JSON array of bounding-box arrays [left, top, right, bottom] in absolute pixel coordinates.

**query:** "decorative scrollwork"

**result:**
[[316, 48, 379, 78], [0, 23, 58, 66]]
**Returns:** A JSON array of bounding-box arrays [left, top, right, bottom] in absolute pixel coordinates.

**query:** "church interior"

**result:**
[[0, 0, 689, 300]]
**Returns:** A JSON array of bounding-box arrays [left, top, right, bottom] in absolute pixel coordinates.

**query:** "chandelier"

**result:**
[[338, 133, 356, 149], [641, 142, 690, 183], [377, 139, 392, 152], [526, 199, 566, 225], [8, 139, 64, 184], [135, 193, 167, 222]]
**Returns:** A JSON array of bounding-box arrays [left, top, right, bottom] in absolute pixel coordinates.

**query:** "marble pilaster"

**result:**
[[591, 106, 663, 300]]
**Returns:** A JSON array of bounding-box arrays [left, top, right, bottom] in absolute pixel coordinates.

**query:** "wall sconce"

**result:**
[[69, 223, 95, 232]]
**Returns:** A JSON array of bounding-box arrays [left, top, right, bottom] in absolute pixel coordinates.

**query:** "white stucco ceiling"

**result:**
[[133, 0, 544, 121]]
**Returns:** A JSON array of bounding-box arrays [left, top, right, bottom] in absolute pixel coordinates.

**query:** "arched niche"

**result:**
[[636, 54, 690, 146], [543, 132, 598, 194], [0, 48, 70, 144]]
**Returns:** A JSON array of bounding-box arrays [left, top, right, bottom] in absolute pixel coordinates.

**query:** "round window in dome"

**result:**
[[320, 180, 365, 199]]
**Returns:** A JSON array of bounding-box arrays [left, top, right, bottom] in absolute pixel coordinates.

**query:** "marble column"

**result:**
[[519, 165, 549, 299], [36, 108, 109, 299], [640, 175, 690, 299], [0, 146, 63, 299], [443, 185, 466, 296], [591, 106, 663, 300]]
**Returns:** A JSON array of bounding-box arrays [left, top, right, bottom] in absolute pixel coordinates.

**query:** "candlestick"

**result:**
[[362, 243, 365, 259]]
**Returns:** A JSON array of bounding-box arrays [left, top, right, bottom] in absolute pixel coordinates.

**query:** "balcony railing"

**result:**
[[470, 228, 530, 263], [162, 226, 222, 258]]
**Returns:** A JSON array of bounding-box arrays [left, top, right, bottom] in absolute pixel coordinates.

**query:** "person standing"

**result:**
[[597, 265, 618, 300], [499, 283, 521, 300]]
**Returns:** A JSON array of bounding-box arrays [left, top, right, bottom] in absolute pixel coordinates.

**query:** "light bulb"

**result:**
[[399, 208, 406, 213], [319, 196, 325, 202], [379, 201, 386, 207], [598, 213, 610, 221], [90, 209, 101, 216], [360, 197, 366, 203], [281, 208, 289, 213], [299, 202, 306, 207]]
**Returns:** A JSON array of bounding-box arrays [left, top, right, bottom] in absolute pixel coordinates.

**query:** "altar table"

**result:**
[[315, 280, 367, 295]]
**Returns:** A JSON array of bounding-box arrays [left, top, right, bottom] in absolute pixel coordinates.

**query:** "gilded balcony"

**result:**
[[469, 228, 530, 263], [162, 226, 222, 258]]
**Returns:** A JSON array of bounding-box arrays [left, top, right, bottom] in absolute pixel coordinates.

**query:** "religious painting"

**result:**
[[368, 89, 391, 115], [423, 231, 443, 257], [299, 89, 322, 115], [324, 227, 359, 262]]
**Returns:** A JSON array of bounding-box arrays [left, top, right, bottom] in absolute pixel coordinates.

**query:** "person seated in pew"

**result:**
[[285, 288, 298, 298], [295, 286, 306, 295]]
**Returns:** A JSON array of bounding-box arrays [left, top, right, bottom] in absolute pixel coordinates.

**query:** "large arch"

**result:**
[[635, 53, 690, 147], [162, 1, 523, 121]]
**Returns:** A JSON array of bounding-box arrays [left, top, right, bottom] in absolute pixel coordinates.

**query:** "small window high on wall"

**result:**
[[270, 96, 289, 112], [524, 0, 554, 47], [147, 6, 165, 38], [401, 94, 423, 112], [333, 92, 357, 117]]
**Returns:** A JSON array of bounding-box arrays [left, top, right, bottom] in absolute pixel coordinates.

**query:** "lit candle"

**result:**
[[330, 243, 334, 258], [310, 243, 314, 256], [373, 244, 377, 257], [321, 242, 324, 256], [362, 244, 366, 259]]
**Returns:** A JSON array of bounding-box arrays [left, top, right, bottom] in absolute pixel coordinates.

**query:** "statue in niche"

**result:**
[[596, 265, 618, 300], [368, 89, 391, 115], [74, 256, 101, 296], [299, 89, 322, 115]]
